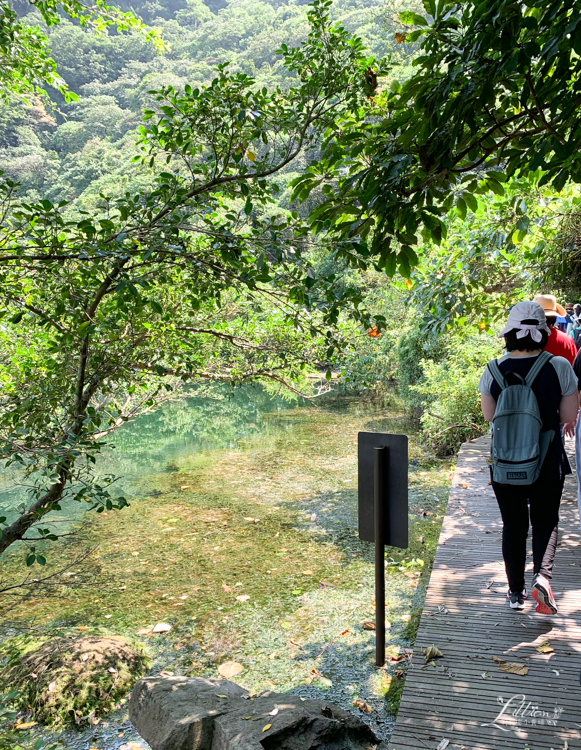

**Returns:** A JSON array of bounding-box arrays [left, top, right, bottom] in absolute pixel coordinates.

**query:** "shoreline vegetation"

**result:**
[[0, 390, 453, 748]]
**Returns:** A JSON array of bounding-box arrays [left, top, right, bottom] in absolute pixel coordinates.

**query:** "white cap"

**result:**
[[498, 301, 550, 343]]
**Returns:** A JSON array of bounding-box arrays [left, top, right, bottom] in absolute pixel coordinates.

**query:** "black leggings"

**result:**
[[492, 477, 563, 593]]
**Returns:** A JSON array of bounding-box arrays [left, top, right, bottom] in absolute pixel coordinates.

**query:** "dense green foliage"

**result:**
[[0, 0, 410, 206], [294, 0, 581, 276], [0, 0, 159, 102]]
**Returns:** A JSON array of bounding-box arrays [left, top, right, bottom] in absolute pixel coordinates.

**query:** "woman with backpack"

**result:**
[[478, 301, 579, 614]]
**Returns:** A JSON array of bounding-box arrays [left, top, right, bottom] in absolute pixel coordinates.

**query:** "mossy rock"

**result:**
[[0, 635, 149, 726]]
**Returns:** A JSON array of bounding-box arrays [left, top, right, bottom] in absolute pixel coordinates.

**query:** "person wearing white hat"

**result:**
[[533, 294, 577, 364], [478, 301, 579, 614]]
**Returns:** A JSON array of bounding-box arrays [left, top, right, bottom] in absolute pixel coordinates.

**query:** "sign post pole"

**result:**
[[374, 446, 387, 667]]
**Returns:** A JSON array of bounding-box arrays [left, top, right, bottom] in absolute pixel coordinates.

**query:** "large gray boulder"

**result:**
[[212, 691, 379, 750], [129, 676, 248, 750], [129, 677, 380, 750]]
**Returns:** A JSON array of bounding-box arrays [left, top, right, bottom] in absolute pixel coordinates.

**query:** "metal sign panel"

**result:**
[[358, 432, 408, 548]]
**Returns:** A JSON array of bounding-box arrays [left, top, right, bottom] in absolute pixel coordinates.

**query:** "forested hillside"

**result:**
[[1, 0, 413, 207]]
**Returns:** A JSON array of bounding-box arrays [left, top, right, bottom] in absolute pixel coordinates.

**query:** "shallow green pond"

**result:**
[[0, 386, 453, 749]]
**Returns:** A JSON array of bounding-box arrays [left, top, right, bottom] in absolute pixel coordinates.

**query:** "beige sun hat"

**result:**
[[533, 294, 566, 318]]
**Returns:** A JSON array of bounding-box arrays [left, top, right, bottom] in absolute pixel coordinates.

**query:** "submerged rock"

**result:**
[[0, 635, 148, 726], [129, 676, 380, 750]]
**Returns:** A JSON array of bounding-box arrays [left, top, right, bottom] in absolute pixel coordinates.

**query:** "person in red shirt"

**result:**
[[534, 294, 577, 365]]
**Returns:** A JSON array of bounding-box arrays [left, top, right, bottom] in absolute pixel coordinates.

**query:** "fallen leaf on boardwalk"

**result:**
[[482, 672, 488, 679], [236, 594, 250, 602], [152, 623, 172, 633], [268, 707, 279, 716], [218, 661, 243, 679], [423, 645, 443, 663], [337, 629, 350, 637], [536, 640, 554, 654], [262, 724, 272, 732], [436, 740, 450, 750], [362, 621, 376, 631], [459, 482, 468, 489], [222, 583, 233, 593], [492, 656, 528, 675], [352, 700, 372, 714]]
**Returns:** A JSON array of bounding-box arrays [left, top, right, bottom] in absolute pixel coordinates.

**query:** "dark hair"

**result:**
[[504, 319, 549, 352], [545, 314, 557, 328]]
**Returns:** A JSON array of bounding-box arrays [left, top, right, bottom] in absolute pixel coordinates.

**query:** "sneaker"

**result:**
[[531, 574, 558, 615], [507, 589, 527, 610]]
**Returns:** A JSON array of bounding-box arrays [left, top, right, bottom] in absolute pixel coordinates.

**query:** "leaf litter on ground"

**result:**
[[218, 661, 244, 679], [492, 655, 529, 675], [423, 645, 443, 663]]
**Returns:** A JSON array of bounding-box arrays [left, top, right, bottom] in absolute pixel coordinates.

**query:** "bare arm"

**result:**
[[480, 394, 496, 421], [559, 390, 580, 424]]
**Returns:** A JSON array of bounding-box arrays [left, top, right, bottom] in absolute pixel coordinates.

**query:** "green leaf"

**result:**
[[463, 193, 478, 213], [400, 10, 428, 25], [456, 197, 467, 220]]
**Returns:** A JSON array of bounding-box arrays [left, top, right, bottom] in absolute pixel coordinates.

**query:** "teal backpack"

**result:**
[[487, 351, 555, 485]]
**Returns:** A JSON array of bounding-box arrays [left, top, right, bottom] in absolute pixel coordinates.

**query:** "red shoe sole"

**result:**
[[531, 587, 557, 615]]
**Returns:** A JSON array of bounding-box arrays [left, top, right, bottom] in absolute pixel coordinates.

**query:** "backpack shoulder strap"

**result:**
[[525, 350, 553, 387], [487, 359, 506, 390]]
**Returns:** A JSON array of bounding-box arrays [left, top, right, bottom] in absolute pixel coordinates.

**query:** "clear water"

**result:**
[[0, 384, 303, 529]]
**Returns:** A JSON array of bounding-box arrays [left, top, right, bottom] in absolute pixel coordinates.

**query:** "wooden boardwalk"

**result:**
[[388, 435, 581, 750]]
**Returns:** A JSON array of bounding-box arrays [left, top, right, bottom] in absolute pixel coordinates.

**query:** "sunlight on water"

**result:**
[[0, 384, 300, 528]]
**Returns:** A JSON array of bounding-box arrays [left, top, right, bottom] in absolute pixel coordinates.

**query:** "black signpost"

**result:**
[[358, 432, 408, 667]]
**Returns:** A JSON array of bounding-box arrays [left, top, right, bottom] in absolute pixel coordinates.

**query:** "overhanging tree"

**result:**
[[293, 0, 581, 277], [0, 1, 375, 559]]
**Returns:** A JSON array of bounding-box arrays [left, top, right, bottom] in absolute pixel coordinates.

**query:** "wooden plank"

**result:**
[[388, 435, 581, 750]]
